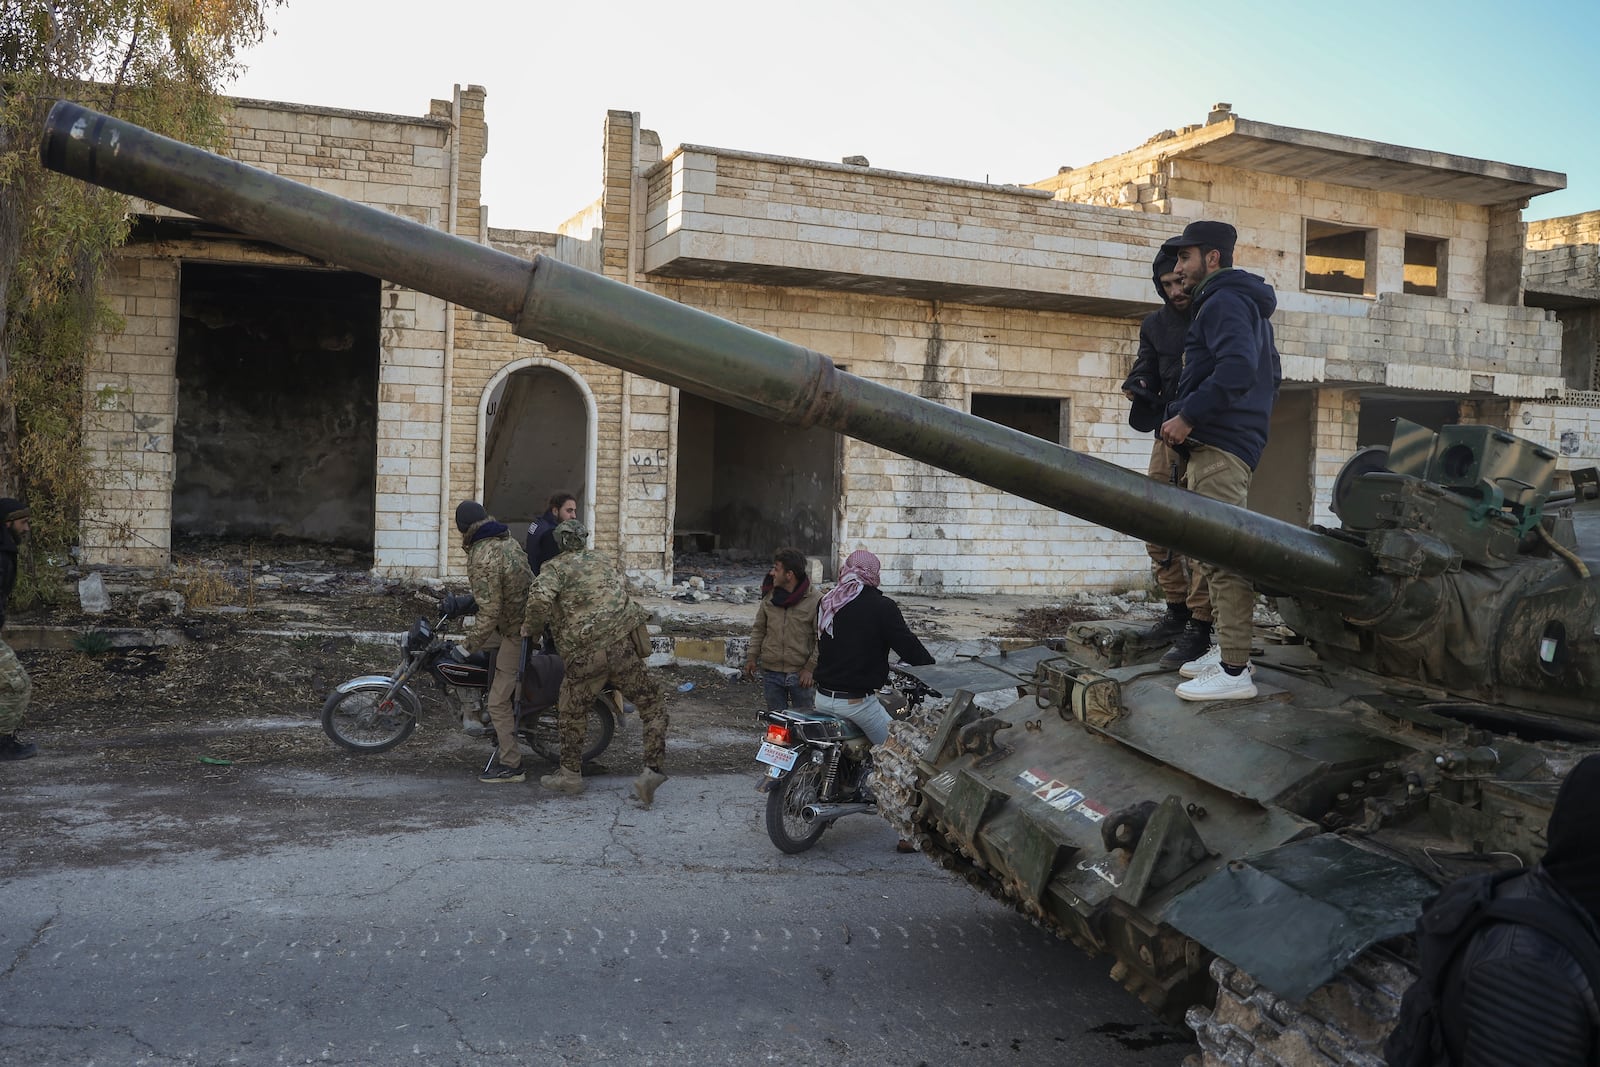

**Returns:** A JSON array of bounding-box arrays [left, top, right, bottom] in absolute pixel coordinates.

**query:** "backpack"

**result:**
[[1384, 868, 1600, 1066]]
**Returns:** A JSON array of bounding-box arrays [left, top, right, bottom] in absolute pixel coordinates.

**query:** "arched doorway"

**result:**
[[483, 363, 591, 537]]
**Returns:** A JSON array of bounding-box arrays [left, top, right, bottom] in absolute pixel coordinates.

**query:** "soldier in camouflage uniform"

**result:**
[[456, 500, 534, 783], [521, 519, 669, 805], [0, 498, 38, 761]]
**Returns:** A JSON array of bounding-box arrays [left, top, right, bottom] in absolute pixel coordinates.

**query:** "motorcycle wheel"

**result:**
[[321, 682, 421, 753], [764, 760, 829, 854], [521, 695, 617, 766]]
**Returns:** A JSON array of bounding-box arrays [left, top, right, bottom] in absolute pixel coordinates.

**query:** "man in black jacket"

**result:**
[[1122, 237, 1207, 659], [812, 549, 934, 745], [0, 497, 38, 760], [525, 492, 578, 576], [1433, 754, 1600, 1064], [1158, 220, 1281, 702]]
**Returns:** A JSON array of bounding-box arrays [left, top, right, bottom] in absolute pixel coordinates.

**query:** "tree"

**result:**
[[0, 0, 281, 603]]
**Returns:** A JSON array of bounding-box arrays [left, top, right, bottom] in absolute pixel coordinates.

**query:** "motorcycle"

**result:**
[[755, 666, 941, 854], [321, 601, 617, 770]]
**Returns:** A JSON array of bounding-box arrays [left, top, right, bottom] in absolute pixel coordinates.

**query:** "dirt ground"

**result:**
[[6, 564, 767, 831]]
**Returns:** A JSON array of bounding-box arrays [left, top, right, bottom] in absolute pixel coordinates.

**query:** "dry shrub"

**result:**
[[160, 561, 238, 611]]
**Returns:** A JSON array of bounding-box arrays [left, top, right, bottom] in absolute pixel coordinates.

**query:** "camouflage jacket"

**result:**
[[522, 547, 648, 653], [463, 521, 532, 653]]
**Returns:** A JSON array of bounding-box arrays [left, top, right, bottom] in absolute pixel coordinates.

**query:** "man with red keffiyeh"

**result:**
[[811, 549, 934, 747]]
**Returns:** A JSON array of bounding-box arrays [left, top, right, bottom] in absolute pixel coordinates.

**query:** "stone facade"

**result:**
[[80, 92, 1600, 595]]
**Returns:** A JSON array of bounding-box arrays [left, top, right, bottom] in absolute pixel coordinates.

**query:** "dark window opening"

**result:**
[[972, 393, 1069, 445], [1404, 234, 1447, 297], [673, 393, 838, 584], [1304, 220, 1375, 296], [174, 263, 378, 562], [1356, 396, 1461, 449]]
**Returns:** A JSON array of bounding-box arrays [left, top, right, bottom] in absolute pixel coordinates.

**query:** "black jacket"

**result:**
[[1440, 865, 1600, 1065], [1168, 268, 1282, 470], [1123, 252, 1190, 433], [813, 587, 934, 694], [0, 525, 17, 629], [525, 511, 560, 575]]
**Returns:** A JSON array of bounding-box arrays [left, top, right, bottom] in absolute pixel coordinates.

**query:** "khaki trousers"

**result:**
[[1183, 444, 1255, 663], [485, 633, 524, 769]]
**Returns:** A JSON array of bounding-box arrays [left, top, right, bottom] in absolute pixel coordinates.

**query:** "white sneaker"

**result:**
[[1179, 646, 1222, 679], [1175, 663, 1257, 702]]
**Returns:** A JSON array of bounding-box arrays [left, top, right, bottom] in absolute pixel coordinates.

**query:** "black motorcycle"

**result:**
[[755, 666, 940, 853], [321, 606, 617, 768]]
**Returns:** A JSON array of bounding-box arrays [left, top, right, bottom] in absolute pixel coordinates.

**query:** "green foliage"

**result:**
[[71, 629, 114, 655], [0, 0, 282, 608]]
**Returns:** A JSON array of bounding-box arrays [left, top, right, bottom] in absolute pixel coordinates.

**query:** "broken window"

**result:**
[[971, 393, 1069, 445], [1403, 234, 1447, 297], [1304, 220, 1375, 296]]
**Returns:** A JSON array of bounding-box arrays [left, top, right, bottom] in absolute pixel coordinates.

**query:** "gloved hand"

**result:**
[[439, 593, 479, 618]]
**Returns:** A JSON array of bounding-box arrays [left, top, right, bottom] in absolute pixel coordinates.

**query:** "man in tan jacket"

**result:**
[[743, 547, 820, 711]]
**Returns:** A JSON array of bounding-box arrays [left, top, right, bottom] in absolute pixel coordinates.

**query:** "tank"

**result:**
[[41, 102, 1600, 1066]]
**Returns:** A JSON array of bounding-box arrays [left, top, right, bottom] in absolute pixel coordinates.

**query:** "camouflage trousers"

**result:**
[[558, 636, 667, 774], [0, 636, 31, 734]]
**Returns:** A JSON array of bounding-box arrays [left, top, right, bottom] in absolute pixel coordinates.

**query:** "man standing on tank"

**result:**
[[1122, 237, 1208, 659], [1158, 220, 1280, 702]]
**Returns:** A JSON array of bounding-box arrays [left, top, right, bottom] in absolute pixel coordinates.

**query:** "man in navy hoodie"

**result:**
[[1158, 220, 1281, 702]]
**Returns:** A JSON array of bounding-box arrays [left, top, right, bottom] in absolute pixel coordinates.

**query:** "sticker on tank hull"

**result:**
[[1016, 767, 1106, 823]]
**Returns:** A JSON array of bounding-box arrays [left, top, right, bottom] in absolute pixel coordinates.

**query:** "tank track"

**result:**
[[874, 697, 946, 846], [1185, 950, 1411, 1067], [874, 695, 1413, 1067]]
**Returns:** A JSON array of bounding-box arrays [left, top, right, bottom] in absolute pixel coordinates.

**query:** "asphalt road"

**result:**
[[1, 764, 1196, 1066]]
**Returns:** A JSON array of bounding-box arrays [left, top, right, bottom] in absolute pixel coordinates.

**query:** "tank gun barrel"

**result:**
[[42, 102, 1383, 607]]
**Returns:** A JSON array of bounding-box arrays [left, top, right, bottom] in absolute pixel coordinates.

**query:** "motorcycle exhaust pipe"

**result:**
[[802, 802, 875, 821]]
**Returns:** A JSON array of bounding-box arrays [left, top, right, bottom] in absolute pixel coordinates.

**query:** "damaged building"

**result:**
[[83, 87, 1600, 593]]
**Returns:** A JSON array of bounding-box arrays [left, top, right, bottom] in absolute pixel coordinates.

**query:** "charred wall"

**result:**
[[174, 264, 379, 547]]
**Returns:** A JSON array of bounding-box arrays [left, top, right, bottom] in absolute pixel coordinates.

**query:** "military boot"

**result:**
[[1158, 619, 1214, 670], [1138, 601, 1191, 644], [540, 767, 585, 795], [0, 734, 38, 761], [633, 768, 668, 807]]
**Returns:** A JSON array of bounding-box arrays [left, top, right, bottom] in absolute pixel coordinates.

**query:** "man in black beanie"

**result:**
[[454, 499, 533, 783], [1431, 755, 1600, 1063], [1122, 236, 1205, 651], [0, 497, 38, 759]]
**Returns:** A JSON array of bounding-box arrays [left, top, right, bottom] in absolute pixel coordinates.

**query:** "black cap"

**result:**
[[0, 498, 29, 523], [1171, 220, 1236, 256], [454, 500, 487, 533]]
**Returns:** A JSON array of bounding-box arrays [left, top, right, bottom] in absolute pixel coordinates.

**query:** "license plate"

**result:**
[[756, 741, 798, 771]]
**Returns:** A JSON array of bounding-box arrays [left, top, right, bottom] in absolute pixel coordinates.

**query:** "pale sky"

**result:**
[[231, 0, 1596, 232]]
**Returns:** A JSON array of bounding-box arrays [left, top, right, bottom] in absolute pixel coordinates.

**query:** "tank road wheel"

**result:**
[[874, 696, 945, 843], [522, 697, 617, 767], [321, 682, 421, 753], [1186, 950, 1412, 1066], [764, 761, 830, 854]]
